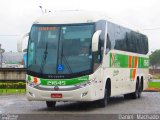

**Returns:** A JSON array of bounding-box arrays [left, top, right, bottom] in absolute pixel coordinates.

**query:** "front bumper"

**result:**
[[26, 84, 97, 102]]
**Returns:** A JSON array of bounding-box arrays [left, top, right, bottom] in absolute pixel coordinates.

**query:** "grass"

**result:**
[[0, 89, 26, 95], [148, 82, 160, 88]]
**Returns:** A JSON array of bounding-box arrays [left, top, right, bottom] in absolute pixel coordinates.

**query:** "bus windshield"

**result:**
[[27, 24, 94, 76]]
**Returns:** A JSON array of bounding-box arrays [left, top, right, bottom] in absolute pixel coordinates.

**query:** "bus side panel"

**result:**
[[102, 22, 149, 96], [102, 49, 149, 96]]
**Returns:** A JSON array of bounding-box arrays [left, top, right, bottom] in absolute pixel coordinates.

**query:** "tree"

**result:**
[[149, 49, 160, 69], [0, 43, 5, 68]]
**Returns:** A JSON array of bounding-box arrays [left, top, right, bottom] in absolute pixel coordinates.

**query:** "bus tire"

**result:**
[[138, 80, 143, 98], [98, 84, 110, 107], [131, 80, 141, 99], [124, 93, 132, 99], [46, 101, 56, 108], [124, 79, 142, 99]]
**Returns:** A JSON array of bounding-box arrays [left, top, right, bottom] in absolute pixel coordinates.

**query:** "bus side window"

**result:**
[[106, 35, 111, 54], [93, 40, 101, 63], [93, 20, 106, 70], [93, 40, 103, 71]]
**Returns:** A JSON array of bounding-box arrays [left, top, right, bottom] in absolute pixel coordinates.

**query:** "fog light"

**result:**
[[29, 92, 35, 97], [81, 92, 88, 97]]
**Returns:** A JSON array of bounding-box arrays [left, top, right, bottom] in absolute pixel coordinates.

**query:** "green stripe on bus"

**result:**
[[139, 57, 149, 68], [110, 53, 129, 68], [132, 56, 134, 68], [28, 75, 31, 81], [27, 75, 89, 86], [130, 69, 133, 79], [110, 53, 149, 68]]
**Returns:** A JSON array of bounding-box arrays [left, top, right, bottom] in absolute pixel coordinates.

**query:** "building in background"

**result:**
[[2, 52, 24, 68]]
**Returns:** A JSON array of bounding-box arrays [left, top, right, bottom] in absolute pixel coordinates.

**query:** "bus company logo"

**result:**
[[111, 53, 120, 67], [54, 86, 59, 91], [48, 75, 65, 79]]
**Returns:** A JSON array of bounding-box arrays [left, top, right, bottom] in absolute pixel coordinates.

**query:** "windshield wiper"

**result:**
[[40, 42, 48, 73], [60, 41, 73, 73]]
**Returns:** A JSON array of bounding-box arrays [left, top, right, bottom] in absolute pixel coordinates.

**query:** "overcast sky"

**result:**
[[0, 0, 160, 53]]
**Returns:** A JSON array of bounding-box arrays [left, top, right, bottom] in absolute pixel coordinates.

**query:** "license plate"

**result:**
[[51, 94, 62, 98]]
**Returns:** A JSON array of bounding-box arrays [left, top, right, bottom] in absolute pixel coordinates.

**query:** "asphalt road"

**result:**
[[0, 92, 160, 120]]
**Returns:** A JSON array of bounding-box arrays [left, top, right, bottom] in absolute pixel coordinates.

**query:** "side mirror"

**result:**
[[17, 33, 29, 52], [92, 30, 101, 52]]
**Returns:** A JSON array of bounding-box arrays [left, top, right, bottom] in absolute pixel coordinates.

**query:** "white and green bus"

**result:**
[[18, 11, 149, 108]]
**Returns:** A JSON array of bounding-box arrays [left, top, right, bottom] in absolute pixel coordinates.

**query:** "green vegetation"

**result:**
[[149, 49, 160, 68], [0, 82, 26, 89], [0, 89, 25, 94], [0, 82, 26, 95], [148, 81, 160, 88]]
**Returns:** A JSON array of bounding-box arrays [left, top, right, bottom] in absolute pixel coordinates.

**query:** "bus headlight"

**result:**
[[27, 77, 41, 87]]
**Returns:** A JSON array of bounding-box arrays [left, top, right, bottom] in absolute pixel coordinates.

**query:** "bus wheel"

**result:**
[[132, 80, 140, 99], [138, 80, 143, 98], [46, 101, 56, 108], [124, 93, 132, 99], [124, 80, 142, 99], [98, 86, 109, 107]]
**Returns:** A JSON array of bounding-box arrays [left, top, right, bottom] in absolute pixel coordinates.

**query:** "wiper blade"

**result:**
[[40, 43, 48, 73], [62, 53, 72, 73], [61, 42, 72, 73]]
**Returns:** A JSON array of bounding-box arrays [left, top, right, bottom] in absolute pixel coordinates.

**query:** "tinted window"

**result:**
[[96, 20, 106, 46], [126, 31, 148, 54], [107, 22, 148, 54]]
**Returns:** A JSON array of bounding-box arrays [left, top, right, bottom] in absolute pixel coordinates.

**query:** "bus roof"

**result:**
[[34, 10, 107, 24], [33, 10, 142, 34]]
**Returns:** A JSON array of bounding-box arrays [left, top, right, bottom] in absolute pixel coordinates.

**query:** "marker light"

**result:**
[[27, 77, 41, 87]]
